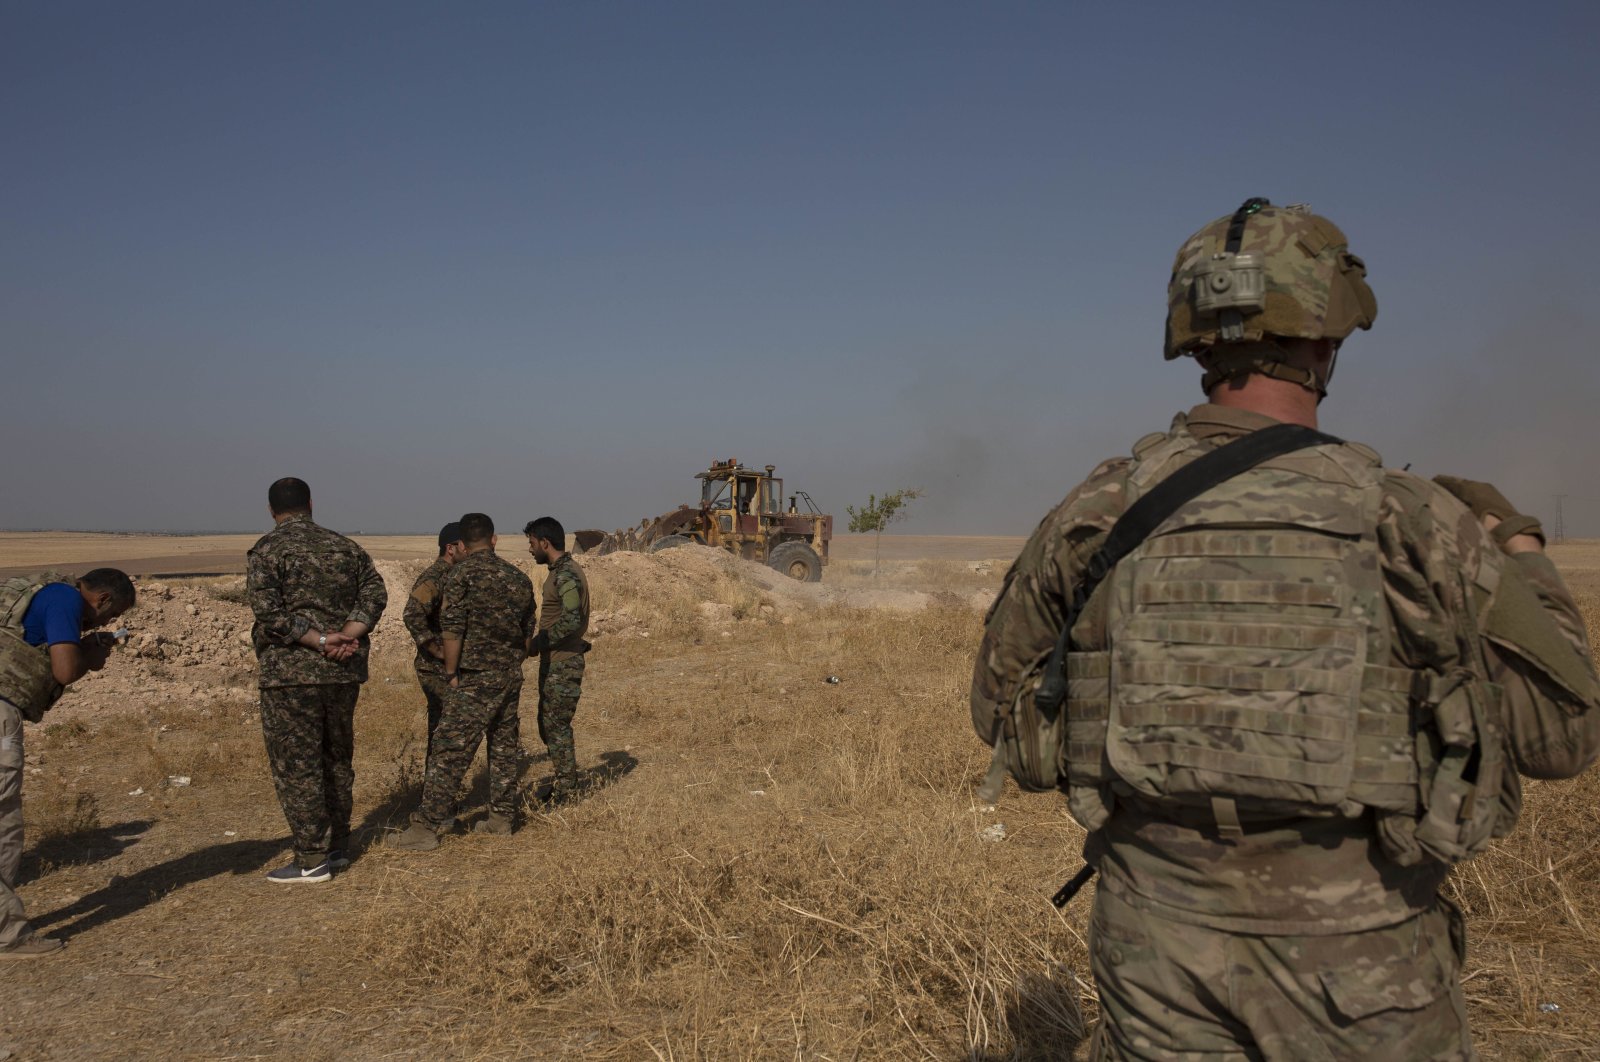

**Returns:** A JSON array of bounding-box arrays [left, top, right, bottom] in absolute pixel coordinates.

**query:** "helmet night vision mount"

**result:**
[[1192, 197, 1271, 343]]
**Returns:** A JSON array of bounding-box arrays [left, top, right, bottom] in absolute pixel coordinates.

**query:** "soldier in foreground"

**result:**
[[525, 517, 591, 804], [390, 513, 535, 849], [0, 568, 136, 957], [972, 199, 1600, 1058], [402, 521, 466, 758], [247, 477, 387, 883]]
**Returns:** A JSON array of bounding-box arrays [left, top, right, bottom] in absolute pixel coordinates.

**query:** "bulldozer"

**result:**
[[572, 459, 832, 581]]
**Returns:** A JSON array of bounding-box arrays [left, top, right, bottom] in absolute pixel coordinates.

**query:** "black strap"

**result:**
[[1033, 422, 1341, 720], [1224, 196, 1270, 253]]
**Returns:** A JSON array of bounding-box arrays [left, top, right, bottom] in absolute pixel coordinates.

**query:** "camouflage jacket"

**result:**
[[246, 514, 387, 688], [538, 553, 590, 661], [438, 548, 535, 674], [972, 404, 1600, 934], [403, 557, 453, 675]]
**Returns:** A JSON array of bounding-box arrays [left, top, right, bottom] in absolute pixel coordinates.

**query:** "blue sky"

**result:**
[[3, 2, 1597, 536]]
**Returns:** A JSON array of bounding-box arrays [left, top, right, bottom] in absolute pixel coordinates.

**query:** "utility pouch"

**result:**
[[986, 649, 1064, 795], [1412, 670, 1506, 864]]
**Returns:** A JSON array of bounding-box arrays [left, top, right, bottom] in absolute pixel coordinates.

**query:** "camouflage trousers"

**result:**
[[538, 655, 585, 798], [416, 669, 450, 760], [0, 697, 30, 946], [1088, 887, 1474, 1061], [260, 684, 360, 870], [417, 668, 523, 828]]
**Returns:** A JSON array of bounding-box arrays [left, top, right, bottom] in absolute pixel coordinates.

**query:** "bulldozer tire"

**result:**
[[769, 541, 822, 582], [649, 534, 693, 553]]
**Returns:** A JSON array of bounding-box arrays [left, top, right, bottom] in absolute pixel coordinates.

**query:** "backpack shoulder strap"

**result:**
[[1034, 422, 1341, 715]]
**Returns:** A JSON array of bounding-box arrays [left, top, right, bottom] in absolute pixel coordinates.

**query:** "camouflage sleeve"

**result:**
[[349, 549, 386, 629], [1483, 550, 1600, 778], [245, 546, 309, 647], [970, 458, 1130, 743], [403, 571, 440, 649], [438, 566, 467, 640], [521, 576, 538, 644], [1380, 473, 1600, 779], [544, 566, 586, 645]]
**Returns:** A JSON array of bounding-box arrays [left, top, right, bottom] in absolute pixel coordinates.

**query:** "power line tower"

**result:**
[[1552, 494, 1567, 545]]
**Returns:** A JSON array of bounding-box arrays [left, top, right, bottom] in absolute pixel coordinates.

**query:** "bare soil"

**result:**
[[3, 538, 1598, 1060]]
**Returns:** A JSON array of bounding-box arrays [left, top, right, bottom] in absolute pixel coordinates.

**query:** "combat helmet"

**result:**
[[1165, 198, 1377, 394]]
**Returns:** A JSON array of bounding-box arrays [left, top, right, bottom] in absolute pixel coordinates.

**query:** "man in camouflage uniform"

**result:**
[[247, 477, 386, 883], [0, 568, 135, 956], [390, 512, 534, 849], [525, 516, 591, 804], [971, 199, 1600, 1059], [402, 521, 466, 759]]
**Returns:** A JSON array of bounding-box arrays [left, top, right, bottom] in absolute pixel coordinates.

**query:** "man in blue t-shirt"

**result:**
[[1, 567, 135, 959], [22, 581, 98, 650]]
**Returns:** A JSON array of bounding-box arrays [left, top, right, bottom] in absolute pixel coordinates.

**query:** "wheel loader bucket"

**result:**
[[571, 529, 609, 554]]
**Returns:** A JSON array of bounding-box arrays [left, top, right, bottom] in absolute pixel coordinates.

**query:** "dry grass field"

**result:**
[[2, 533, 1598, 1060]]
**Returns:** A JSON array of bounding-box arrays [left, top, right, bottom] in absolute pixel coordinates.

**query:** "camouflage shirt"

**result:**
[[972, 404, 1600, 934], [438, 548, 535, 674], [402, 557, 453, 675], [538, 553, 590, 660], [246, 514, 387, 688]]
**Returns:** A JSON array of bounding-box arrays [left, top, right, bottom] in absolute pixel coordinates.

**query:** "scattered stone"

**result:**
[[980, 823, 1007, 842], [165, 775, 191, 788], [127, 787, 144, 797], [825, 675, 841, 685]]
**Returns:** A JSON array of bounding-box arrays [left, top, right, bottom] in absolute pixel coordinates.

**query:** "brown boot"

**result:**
[[473, 812, 514, 835], [386, 821, 440, 852], [0, 935, 64, 959]]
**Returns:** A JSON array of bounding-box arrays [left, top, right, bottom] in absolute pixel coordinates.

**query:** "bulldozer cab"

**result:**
[[698, 461, 782, 517]]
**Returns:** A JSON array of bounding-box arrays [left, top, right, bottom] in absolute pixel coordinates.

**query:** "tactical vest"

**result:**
[[540, 557, 590, 659], [1061, 429, 1509, 866], [0, 574, 72, 722]]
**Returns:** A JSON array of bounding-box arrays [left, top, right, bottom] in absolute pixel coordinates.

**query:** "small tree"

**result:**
[[846, 488, 924, 573]]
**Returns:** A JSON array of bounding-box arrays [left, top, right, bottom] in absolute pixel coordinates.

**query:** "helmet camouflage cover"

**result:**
[[1165, 198, 1378, 361]]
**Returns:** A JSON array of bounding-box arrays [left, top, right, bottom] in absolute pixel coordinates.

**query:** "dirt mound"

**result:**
[[59, 579, 258, 722], [50, 547, 982, 720]]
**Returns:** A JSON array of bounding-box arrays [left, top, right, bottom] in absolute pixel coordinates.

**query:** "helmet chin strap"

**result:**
[[1200, 340, 1331, 401]]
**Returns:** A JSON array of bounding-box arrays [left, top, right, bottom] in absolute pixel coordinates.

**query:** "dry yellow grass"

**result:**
[[6, 541, 1600, 1059]]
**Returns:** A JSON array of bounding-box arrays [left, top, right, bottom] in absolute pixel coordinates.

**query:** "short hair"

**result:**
[[523, 516, 564, 550], [458, 513, 494, 545], [79, 568, 136, 612], [437, 521, 464, 555], [268, 477, 312, 515]]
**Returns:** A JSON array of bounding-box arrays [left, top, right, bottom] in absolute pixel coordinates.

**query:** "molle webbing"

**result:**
[[1072, 433, 1421, 832], [1031, 423, 1341, 717], [1066, 661, 1419, 813]]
